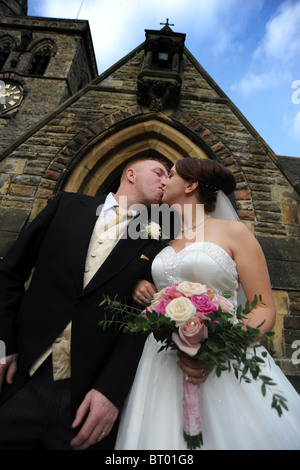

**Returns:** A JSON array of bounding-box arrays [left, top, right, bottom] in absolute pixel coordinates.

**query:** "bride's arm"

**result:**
[[231, 221, 276, 333]]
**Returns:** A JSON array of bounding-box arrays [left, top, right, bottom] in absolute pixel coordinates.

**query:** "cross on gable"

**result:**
[[160, 18, 174, 28]]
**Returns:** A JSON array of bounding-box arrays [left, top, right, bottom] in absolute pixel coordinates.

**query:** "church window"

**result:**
[[0, 37, 14, 71], [28, 40, 55, 76]]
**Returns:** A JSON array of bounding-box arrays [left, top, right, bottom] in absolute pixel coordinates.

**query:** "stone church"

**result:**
[[0, 1, 299, 390]]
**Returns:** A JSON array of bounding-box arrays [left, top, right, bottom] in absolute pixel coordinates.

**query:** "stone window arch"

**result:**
[[0, 35, 15, 71], [59, 115, 218, 196], [37, 111, 249, 220], [27, 39, 56, 76]]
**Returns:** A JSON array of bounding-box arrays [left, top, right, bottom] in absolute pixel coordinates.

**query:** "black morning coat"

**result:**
[[0, 191, 164, 417]]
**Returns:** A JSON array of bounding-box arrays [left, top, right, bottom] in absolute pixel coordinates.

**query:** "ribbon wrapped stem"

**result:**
[[182, 375, 203, 449]]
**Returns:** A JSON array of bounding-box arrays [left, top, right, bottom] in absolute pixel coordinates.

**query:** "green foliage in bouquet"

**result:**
[[99, 292, 288, 418]]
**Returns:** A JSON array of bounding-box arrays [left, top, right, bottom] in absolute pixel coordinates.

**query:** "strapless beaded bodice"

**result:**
[[152, 242, 239, 307]]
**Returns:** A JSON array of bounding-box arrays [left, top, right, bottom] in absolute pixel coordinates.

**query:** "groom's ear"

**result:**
[[185, 180, 198, 194], [126, 168, 136, 184]]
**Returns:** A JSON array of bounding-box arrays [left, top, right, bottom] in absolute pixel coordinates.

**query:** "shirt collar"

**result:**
[[103, 192, 119, 212], [103, 193, 139, 217]]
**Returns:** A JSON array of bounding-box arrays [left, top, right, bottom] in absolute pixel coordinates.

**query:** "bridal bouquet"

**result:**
[[99, 281, 288, 450]]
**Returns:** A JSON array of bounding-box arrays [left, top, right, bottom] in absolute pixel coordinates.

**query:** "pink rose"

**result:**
[[154, 299, 170, 315], [190, 294, 217, 315], [172, 313, 208, 356], [171, 332, 200, 357], [180, 314, 208, 344], [171, 313, 209, 356], [162, 284, 183, 301], [210, 293, 234, 314], [142, 298, 168, 316]]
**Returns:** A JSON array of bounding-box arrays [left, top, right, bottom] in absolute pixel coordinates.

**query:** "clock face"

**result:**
[[0, 80, 24, 114]]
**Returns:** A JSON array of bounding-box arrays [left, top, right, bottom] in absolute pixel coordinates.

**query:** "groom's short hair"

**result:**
[[120, 155, 169, 181]]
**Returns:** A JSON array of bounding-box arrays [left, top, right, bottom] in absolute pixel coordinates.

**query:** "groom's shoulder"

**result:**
[[53, 191, 106, 205]]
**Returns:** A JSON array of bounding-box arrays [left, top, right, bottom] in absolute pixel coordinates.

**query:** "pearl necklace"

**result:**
[[181, 214, 211, 232]]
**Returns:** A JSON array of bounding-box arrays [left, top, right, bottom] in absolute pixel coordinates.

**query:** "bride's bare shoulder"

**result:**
[[211, 218, 252, 238], [211, 217, 245, 229]]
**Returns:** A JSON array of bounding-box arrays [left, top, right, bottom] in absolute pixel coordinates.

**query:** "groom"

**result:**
[[0, 157, 169, 450]]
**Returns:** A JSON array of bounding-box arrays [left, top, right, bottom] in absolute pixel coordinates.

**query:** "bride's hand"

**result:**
[[177, 351, 214, 385], [133, 280, 157, 304]]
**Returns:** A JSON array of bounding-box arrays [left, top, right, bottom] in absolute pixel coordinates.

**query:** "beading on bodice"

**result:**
[[152, 242, 239, 308]]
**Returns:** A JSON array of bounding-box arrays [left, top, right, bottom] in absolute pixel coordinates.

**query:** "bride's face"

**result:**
[[162, 165, 189, 206]]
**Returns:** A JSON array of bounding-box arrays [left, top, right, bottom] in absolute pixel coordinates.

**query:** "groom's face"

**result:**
[[134, 160, 168, 206]]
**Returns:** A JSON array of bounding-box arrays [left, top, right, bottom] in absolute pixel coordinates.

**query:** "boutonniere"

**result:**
[[144, 221, 162, 240], [143, 221, 172, 245]]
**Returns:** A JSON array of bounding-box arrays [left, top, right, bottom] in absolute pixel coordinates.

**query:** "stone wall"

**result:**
[[0, 15, 97, 153], [0, 0, 27, 17]]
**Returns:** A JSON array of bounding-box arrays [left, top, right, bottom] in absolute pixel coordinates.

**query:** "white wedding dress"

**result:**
[[115, 242, 300, 450]]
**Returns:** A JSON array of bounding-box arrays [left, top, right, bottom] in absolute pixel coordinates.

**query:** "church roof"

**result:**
[[279, 156, 300, 184]]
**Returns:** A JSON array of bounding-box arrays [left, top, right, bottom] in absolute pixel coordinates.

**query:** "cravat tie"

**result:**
[[104, 206, 132, 231]]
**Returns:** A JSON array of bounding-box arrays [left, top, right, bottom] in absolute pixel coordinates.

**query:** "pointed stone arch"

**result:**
[[27, 38, 56, 76], [36, 109, 254, 223], [41, 108, 254, 221], [62, 114, 212, 196], [0, 34, 16, 70]]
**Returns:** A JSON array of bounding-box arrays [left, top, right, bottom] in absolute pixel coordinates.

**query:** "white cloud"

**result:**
[[231, 70, 290, 95], [231, 72, 271, 95], [36, 0, 198, 70], [254, 0, 300, 64], [231, 0, 300, 96], [33, 0, 263, 72]]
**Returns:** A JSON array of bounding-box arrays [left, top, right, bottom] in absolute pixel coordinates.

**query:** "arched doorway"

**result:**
[[62, 115, 211, 196]]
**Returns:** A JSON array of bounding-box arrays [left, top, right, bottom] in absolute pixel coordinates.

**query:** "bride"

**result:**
[[115, 157, 300, 450]]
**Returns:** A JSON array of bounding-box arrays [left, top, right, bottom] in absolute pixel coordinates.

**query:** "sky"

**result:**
[[27, 0, 300, 158]]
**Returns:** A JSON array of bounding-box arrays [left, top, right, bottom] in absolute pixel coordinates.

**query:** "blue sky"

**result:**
[[27, 0, 300, 158]]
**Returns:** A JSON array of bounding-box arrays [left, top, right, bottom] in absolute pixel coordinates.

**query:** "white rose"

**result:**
[[146, 222, 161, 240], [177, 281, 207, 297], [165, 297, 196, 327], [152, 290, 164, 302]]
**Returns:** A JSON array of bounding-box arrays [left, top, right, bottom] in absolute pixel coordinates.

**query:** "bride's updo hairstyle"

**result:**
[[175, 157, 236, 212]]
